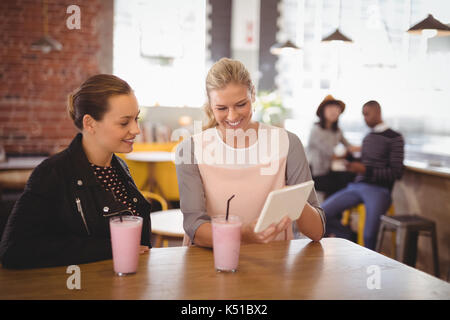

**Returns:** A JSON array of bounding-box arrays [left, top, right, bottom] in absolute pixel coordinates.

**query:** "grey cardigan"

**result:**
[[307, 124, 350, 177], [175, 130, 326, 242]]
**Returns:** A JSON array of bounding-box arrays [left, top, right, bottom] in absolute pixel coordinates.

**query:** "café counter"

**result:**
[[390, 160, 450, 280]]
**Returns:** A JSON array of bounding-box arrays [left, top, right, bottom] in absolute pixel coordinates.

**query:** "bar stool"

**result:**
[[375, 215, 440, 278], [140, 190, 168, 211], [341, 203, 395, 247]]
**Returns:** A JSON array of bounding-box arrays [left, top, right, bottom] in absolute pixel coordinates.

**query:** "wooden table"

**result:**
[[150, 209, 184, 247], [0, 157, 46, 192], [1, 238, 449, 300], [0, 156, 47, 170]]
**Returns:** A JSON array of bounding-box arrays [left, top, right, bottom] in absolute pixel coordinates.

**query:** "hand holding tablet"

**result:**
[[254, 181, 314, 233]]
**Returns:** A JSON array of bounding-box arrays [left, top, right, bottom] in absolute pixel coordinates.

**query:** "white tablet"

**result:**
[[254, 180, 314, 233]]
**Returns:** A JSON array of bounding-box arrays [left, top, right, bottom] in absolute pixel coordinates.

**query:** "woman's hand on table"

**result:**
[[242, 216, 292, 244], [140, 245, 150, 254]]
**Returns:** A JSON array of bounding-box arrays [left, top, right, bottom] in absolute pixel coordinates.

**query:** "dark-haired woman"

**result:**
[[0, 74, 152, 269], [307, 95, 358, 199]]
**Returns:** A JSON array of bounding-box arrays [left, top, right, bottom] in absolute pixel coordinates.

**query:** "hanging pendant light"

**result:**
[[407, 14, 450, 37], [31, 0, 63, 53], [31, 35, 63, 54], [270, 40, 301, 55], [321, 29, 353, 42], [321, 0, 352, 43]]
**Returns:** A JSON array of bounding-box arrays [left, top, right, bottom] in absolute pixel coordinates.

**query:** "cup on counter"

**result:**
[[109, 215, 143, 276], [211, 215, 242, 272]]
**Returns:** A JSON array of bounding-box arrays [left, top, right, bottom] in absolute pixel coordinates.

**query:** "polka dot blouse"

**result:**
[[90, 163, 138, 215]]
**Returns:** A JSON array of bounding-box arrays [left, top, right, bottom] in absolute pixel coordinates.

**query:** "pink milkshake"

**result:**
[[109, 216, 143, 276], [212, 215, 242, 272]]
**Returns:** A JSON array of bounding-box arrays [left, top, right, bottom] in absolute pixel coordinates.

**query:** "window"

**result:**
[[278, 0, 450, 163], [113, 0, 206, 107]]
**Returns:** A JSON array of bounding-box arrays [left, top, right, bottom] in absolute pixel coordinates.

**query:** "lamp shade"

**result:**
[[270, 40, 301, 55], [407, 14, 450, 37], [31, 35, 63, 54], [322, 28, 353, 42], [31, 0, 63, 54]]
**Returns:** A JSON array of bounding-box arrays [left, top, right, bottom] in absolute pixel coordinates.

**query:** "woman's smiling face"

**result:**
[[88, 93, 141, 154], [209, 82, 255, 134], [324, 104, 342, 124]]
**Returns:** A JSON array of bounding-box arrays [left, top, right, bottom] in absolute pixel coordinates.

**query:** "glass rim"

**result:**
[[211, 215, 241, 222], [109, 215, 143, 223]]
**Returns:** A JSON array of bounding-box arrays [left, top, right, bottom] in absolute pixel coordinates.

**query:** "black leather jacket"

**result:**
[[0, 133, 152, 269]]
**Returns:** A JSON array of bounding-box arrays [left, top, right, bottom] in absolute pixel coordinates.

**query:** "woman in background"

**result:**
[[307, 95, 359, 199]]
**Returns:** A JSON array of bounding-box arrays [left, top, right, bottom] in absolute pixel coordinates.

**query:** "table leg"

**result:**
[[154, 234, 162, 248]]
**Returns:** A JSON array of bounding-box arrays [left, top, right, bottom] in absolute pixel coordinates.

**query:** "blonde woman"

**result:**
[[176, 58, 325, 247]]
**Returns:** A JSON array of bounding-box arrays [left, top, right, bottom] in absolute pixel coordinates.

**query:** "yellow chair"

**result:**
[[341, 204, 395, 250], [117, 141, 180, 201], [140, 190, 168, 211]]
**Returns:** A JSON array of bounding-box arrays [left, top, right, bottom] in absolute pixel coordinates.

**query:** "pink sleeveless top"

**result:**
[[182, 123, 292, 245]]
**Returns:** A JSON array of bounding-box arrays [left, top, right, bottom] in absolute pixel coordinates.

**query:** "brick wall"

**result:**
[[0, 0, 113, 155]]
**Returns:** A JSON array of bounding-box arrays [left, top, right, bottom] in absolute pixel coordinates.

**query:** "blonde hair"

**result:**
[[203, 58, 254, 130], [67, 74, 132, 130]]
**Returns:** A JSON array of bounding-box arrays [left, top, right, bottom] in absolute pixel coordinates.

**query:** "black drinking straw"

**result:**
[[226, 195, 235, 221], [117, 209, 133, 223]]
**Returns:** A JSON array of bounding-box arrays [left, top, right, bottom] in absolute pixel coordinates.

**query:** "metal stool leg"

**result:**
[[391, 230, 396, 259], [396, 226, 408, 263], [154, 234, 162, 248], [404, 230, 419, 267], [430, 224, 440, 278], [375, 221, 386, 253]]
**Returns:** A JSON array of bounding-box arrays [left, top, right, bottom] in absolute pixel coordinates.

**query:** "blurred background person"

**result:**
[[322, 100, 405, 250], [307, 95, 359, 199]]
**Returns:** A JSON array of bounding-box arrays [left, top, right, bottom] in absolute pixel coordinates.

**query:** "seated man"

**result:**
[[322, 100, 404, 250]]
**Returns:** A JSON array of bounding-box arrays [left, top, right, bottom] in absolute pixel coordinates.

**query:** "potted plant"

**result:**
[[254, 91, 287, 127]]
